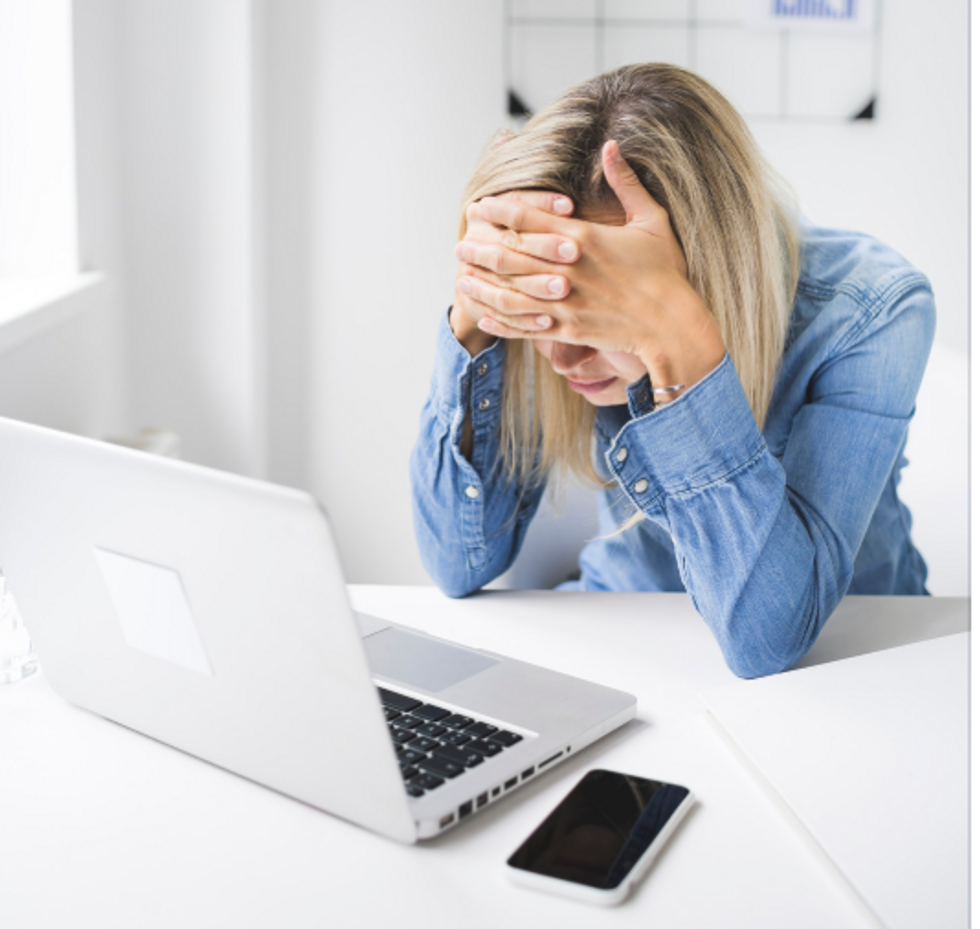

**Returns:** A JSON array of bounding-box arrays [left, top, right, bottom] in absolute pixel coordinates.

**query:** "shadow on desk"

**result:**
[[795, 596, 969, 671]]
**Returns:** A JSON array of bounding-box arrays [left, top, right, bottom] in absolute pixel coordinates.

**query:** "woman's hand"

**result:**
[[449, 190, 580, 356], [455, 141, 726, 393]]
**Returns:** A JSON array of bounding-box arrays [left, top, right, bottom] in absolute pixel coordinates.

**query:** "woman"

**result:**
[[410, 64, 933, 678]]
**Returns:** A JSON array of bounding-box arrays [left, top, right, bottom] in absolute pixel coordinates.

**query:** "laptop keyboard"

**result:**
[[378, 687, 524, 798]]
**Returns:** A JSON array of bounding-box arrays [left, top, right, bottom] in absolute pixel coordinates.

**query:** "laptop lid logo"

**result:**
[[93, 548, 214, 676]]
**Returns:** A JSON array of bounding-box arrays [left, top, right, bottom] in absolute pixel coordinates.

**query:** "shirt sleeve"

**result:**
[[604, 277, 936, 678], [410, 311, 546, 596]]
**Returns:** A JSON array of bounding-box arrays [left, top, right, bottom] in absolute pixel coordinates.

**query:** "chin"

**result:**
[[586, 393, 627, 407], [568, 384, 628, 406]]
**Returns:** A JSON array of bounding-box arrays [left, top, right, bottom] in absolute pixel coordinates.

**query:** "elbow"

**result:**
[[435, 575, 482, 599], [717, 628, 808, 680], [421, 551, 486, 598], [722, 647, 796, 680], [710, 578, 826, 679]]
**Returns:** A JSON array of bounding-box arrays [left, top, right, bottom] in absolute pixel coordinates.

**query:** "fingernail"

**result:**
[[478, 317, 495, 333], [536, 315, 553, 329], [558, 242, 576, 260], [553, 196, 573, 214], [458, 277, 471, 294], [608, 140, 622, 162], [454, 243, 467, 261], [547, 277, 565, 295]]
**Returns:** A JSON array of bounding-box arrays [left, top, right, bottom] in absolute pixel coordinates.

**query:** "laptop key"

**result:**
[[412, 704, 451, 722], [400, 765, 420, 780], [463, 722, 498, 739], [441, 732, 473, 748], [415, 723, 448, 739], [406, 785, 425, 798], [407, 736, 440, 753], [391, 728, 417, 744], [391, 715, 424, 730], [409, 773, 445, 791], [488, 730, 523, 747], [378, 688, 422, 712], [466, 739, 503, 757], [418, 756, 466, 779], [383, 707, 402, 721], [432, 744, 484, 768], [442, 714, 474, 730], [400, 748, 426, 765]]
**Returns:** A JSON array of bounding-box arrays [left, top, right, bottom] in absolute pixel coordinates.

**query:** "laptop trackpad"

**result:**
[[362, 627, 499, 694]]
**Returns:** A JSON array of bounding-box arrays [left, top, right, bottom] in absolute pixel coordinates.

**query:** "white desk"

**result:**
[[0, 589, 968, 928]]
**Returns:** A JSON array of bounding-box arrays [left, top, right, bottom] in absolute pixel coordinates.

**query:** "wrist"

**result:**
[[450, 303, 497, 358], [636, 292, 725, 398]]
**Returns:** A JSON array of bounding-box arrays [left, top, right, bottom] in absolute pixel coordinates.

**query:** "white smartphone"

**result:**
[[505, 769, 693, 906]]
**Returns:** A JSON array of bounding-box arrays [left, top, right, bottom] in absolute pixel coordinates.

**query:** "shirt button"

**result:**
[[465, 486, 480, 499], [478, 398, 491, 411], [615, 447, 628, 463], [477, 363, 488, 376], [637, 390, 650, 405], [633, 478, 649, 494]]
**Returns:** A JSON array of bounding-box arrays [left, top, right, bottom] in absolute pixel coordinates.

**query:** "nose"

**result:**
[[548, 341, 596, 376]]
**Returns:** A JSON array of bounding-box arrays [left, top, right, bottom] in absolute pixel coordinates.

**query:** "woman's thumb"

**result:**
[[602, 140, 666, 232]]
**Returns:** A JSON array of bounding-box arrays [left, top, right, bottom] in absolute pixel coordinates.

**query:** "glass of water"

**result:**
[[0, 572, 37, 684]]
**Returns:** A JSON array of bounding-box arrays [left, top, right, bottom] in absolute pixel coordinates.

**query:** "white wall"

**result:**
[[0, 0, 78, 277], [0, 1, 127, 440], [261, 0, 318, 492], [302, 1, 505, 583], [752, 3, 968, 355], [117, 0, 264, 477]]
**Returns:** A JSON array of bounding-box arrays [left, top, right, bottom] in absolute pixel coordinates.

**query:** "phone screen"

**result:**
[[507, 769, 690, 890]]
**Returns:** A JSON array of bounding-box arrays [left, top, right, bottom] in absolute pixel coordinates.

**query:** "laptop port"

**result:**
[[537, 752, 562, 771], [504, 777, 518, 790], [491, 787, 500, 798], [439, 813, 455, 829], [476, 792, 488, 809], [521, 767, 534, 781], [458, 800, 473, 819]]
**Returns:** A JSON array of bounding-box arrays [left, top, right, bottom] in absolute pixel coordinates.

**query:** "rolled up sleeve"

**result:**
[[410, 313, 546, 596], [603, 276, 935, 678]]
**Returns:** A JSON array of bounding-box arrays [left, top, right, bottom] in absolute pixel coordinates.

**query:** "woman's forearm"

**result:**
[[608, 331, 923, 677], [411, 314, 546, 595]]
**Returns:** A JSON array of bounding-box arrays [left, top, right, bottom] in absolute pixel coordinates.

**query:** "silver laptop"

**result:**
[[0, 417, 635, 842]]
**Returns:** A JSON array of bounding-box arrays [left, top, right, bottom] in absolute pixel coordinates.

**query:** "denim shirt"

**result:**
[[410, 222, 935, 678]]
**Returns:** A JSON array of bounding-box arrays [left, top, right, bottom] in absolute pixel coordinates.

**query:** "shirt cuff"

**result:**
[[431, 309, 505, 427], [604, 354, 767, 514], [626, 373, 655, 418]]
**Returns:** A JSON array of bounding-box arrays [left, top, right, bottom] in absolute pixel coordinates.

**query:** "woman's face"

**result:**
[[530, 203, 645, 406], [531, 340, 647, 406]]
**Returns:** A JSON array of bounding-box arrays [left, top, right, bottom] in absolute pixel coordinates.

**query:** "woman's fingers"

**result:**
[[461, 264, 569, 300], [476, 314, 550, 339], [455, 237, 577, 275], [456, 274, 558, 333], [463, 195, 580, 267], [477, 195, 575, 236], [499, 189, 575, 217]]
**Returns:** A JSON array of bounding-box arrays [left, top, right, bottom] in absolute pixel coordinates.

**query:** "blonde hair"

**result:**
[[459, 63, 799, 489]]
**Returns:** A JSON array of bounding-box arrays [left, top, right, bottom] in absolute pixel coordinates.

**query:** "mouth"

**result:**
[[565, 376, 617, 396]]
